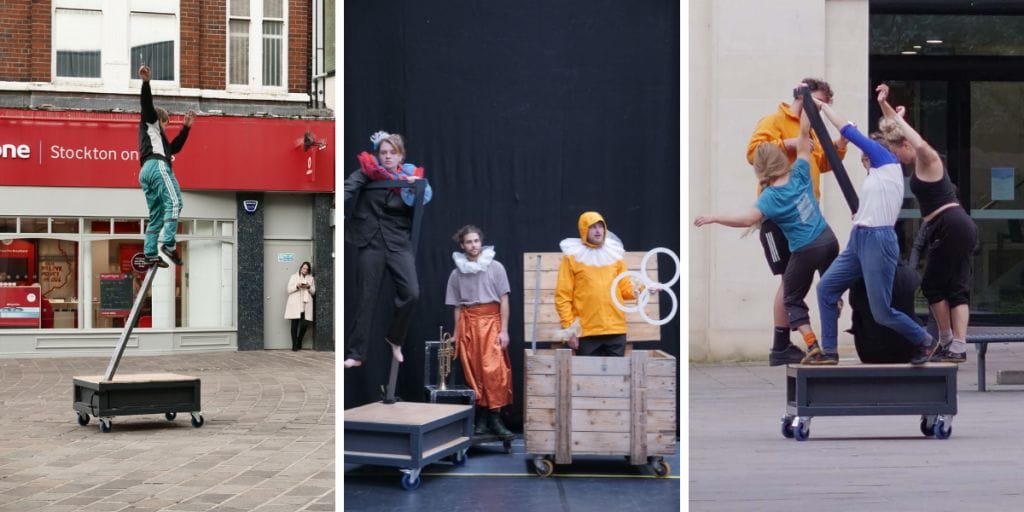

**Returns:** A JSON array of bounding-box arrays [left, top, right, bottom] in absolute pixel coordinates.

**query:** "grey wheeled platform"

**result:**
[[782, 363, 958, 441], [73, 373, 204, 432], [344, 401, 473, 490]]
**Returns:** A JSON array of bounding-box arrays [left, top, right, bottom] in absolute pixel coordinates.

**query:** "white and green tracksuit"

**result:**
[[138, 80, 190, 258]]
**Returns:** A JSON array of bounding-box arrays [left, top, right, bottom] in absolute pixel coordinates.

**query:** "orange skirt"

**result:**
[[456, 302, 513, 409]]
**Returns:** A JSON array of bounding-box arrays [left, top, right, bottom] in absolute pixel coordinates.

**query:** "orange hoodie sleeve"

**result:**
[[746, 115, 786, 165], [554, 256, 576, 329], [616, 260, 636, 301]]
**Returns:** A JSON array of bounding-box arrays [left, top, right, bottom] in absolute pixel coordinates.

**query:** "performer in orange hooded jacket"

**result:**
[[555, 211, 640, 357]]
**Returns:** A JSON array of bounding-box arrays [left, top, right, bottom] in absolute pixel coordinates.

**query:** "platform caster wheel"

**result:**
[[934, 419, 953, 440], [190, 413, 204, 428], [99, 418, 112, 433], [793, 419, 810, 442], [533, 457, 554, 478], [165, 412, 177, 421], [400, 473, 421, 491], [653, 460, 671, 477], [503, 440, 513, 454], [453, 450, 468, 466], [781, 416, 795, 439], [77, 413, 89, 426], [920, 416, 936, 437]]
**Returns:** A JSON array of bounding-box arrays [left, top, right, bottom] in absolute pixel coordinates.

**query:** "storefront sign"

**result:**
[[0, 109, 335, 192], [0, 285, 41, 327], [99, 273, 133, 318]]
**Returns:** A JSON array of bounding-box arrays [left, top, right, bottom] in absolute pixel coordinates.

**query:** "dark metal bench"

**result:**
[[966, 326, 1024, 391]]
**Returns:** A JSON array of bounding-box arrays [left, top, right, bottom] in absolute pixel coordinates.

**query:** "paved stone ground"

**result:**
[[0, 351, 334, 512], [690, 343, 1024, 511]]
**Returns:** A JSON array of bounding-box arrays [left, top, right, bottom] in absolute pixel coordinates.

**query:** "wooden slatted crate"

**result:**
[[524, 348, 677, 464]]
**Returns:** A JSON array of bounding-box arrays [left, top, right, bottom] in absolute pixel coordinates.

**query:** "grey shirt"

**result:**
[[445, 260, 511, 306]]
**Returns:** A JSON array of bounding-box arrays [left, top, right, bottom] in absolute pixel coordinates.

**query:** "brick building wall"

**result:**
[[0, 0, 51, 82], [288, 0, 310, 94]]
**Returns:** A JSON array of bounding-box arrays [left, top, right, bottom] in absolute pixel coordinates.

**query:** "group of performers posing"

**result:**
[[695, 79, 978, 366], [342, 132, 651, 438]]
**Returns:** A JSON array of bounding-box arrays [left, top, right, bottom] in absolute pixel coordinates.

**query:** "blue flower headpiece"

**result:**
[[370, 131, 391, 150]]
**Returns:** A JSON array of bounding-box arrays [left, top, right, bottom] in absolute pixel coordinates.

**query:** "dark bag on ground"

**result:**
[[848, 262, 921, 363]]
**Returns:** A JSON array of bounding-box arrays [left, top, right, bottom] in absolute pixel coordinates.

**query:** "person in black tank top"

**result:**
[[877, 84, 979, 363]]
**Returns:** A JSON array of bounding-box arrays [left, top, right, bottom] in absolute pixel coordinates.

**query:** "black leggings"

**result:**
[[920, 207, 978, 307], [291, 313, 309, 350]]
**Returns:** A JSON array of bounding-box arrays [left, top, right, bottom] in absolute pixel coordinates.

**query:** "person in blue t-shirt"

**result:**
[[695, 105, 839, 358]]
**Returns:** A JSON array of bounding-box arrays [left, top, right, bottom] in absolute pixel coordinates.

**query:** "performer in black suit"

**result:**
[[343, 131, 433, 369]]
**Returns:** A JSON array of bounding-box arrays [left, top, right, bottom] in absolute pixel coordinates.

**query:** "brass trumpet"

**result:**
[[438, 326, 454, 390]]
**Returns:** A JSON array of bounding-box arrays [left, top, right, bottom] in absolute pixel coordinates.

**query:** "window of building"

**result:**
[[54, 8, 102, 79], [228, 0, 287, 89], [129, 12, 178, 81], [0, 217, 233, 331]]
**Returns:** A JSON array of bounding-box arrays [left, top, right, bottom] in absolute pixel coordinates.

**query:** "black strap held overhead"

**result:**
[[799, 85, 859, 214]]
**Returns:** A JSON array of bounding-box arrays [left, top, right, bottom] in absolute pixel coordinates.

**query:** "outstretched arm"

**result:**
[[876, 83, 943, 179], [694, 208, 763, 228], [796, 110, 812, 162], [139, 65, 157, 124], [167, 110, 194, 154], [816, 101, 850, 131]]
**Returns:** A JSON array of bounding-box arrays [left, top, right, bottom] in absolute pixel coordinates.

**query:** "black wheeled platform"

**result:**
[[73, 373, 204, 432], [71, 266, 204, 433], [344, 401, 473, 491], [782, 363, 958, 441]]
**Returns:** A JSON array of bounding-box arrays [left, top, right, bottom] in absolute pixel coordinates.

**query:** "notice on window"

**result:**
[[99, 273, 133, 318], [992, 167, 1015, 201], [0, 285, 41, 328]]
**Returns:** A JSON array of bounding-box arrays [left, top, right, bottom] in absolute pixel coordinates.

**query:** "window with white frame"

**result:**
[[54, 8, 103, 79], [129, 12, 178, 81], [228, 0, 287, 89]]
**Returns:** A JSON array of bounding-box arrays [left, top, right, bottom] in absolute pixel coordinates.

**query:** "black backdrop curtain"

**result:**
[[343, 0, 680, 429]]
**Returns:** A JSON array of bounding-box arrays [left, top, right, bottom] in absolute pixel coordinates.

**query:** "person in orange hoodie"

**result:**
[[746, 78, 848, 366], [555, 212, 652, 357]]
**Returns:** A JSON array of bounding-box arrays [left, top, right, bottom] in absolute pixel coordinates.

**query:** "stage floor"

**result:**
[[343, 437, 681, 509]]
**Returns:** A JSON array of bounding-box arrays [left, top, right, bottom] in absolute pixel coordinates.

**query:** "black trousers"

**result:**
[[782, 227, 839, 330], [346, 231, 420, 362], [291, 313, 309, 350], [577, 333, 627, 357], [920, 206, 978, 307]]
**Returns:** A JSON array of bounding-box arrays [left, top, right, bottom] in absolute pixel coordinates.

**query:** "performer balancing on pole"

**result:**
[[696, 99, 839, 361], [809, 97, 937, 365], [445, 225, 514, 439], [343, 131, 433, 369], [138, 64, 194, 268], [876, 83, 979, 363], [747, 78, 848, 365]]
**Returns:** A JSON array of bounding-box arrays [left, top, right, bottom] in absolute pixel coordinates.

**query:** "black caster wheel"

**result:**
[[77, 413, 89, 426], [653, 460, 671, 477], [793, 420, 810, 442], [453, 450, 468, 466], [190, 414, 204, 428], [781, 416, 795, 439], [533, 457, 554, 478], [920, 416, 936, 437], [934, 419, 953, 440], [99, 419, 112, 433], [503, 441, 513, 454], [165, 412, 177, 421], [401, 473, 421, 491]]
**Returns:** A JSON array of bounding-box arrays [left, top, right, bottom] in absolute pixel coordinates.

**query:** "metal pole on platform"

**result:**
[[103, 267, 159, 381]]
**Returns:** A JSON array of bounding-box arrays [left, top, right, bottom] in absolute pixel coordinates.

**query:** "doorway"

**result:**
[[264, 240, 313, 349]]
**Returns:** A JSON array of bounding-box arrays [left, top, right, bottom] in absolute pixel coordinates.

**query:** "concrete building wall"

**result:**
[[689, 0, 870, 362]]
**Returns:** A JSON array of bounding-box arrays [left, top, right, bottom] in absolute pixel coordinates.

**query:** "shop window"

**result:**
[[20, 218, 49, 234], [0, 238, 79, 329], [194, 220, 215, 236], [228, 0, 287, 89], [54, 9, 103, 79], [51, 218, 80, 234], [0, 218, 15, 233], [129, 12, 177, 81], [91, 240, 152, 329]]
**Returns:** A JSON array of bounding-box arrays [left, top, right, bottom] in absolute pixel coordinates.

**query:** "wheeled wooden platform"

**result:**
[[73, 373, 204, 432], [782, 363, 958, 441], [344, 401, 474, 490]]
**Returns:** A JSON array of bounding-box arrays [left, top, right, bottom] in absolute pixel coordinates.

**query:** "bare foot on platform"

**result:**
[[387, 339, 404, 363], [343, 358, 362, 368]]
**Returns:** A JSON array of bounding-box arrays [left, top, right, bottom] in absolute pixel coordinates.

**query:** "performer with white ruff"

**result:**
[[445, 225, 514, 439], [555, 211, 654, 357]]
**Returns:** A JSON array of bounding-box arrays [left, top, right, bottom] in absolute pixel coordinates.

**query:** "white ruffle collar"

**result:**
[[559, 231, 624, 267], [453, 246, 496, 274]]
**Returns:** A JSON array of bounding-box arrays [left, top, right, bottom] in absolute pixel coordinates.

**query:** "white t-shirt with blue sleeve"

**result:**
[[840, 124, 904, 228], [754, 158, 828, 252]]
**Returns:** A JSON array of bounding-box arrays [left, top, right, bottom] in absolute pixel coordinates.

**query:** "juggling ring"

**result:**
[[610, 247, 680, 326]]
